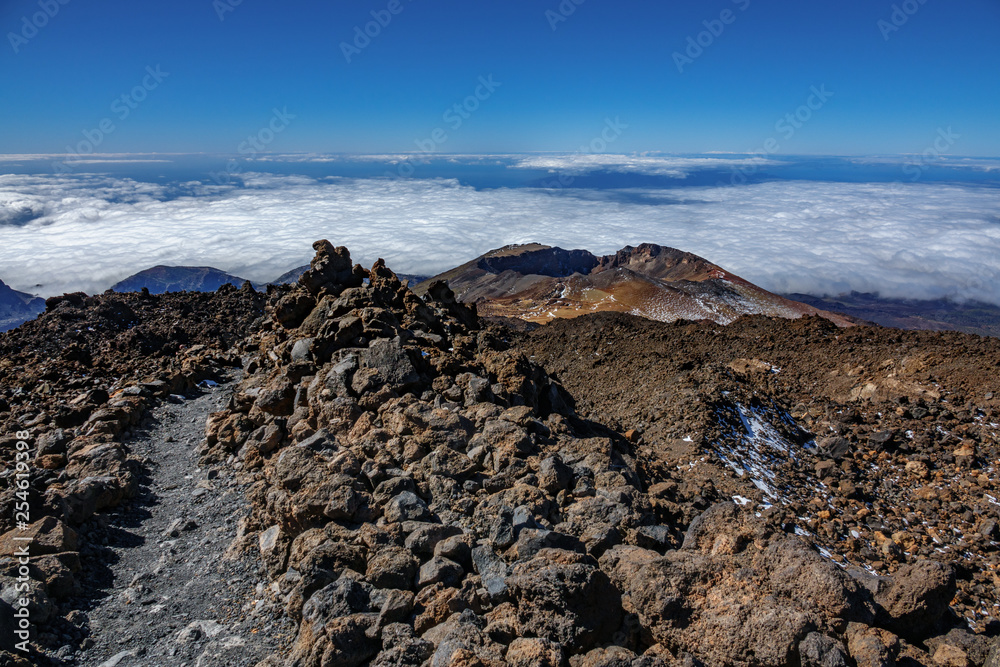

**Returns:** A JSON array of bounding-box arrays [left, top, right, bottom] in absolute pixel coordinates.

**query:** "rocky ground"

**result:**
[[71, 378, 292, 667], [2, 241, 1000, 666], [0, 283, 267, 665], [518, 313, 1000, 635]]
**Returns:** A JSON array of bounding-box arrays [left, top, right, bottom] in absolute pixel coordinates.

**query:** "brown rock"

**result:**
[[255, 377, 296, 416], [845, 624, 898, 667], [413, 584, 459, 634], [505, 637, 563, 666], [933, 644, 971, 667], [35, 454, 66, 469], [366, 546, 418, 590], [572, 646, 641, 667], [507, 549, 623, 654], [875, 560, 956, 639], [273, 292, 317, 329], [607, 504, 874, 666], [905, 460, 930, 479], [30, 552, 79, 598]]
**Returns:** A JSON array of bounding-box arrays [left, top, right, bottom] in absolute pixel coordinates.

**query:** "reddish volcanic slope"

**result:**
[[416, 243, 855, 327]]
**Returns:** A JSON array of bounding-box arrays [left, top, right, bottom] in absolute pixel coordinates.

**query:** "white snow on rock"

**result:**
[[712, 400, 807, 502]]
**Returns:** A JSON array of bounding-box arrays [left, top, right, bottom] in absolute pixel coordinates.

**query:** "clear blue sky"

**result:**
[[1, 0, 998, 155]]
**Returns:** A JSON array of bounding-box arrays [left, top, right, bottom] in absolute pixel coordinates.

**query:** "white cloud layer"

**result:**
[[849, 156, 1000, 172], [0, 172, 999, 306], [511, 154, 784, 177]]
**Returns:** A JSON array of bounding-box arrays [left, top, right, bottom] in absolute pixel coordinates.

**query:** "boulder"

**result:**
[[30, 552, 80, 598], [255, 377, 296, 416], [608, 505, 871, 667], [288, 578, 379, 667], [799, 632, 851, 667], [538, 456, 573, 493], [427, 610, 505, 667], [434, 534, 472, 568], [845, 624, 898, 667], [875, 559, 956, 640], [423, 445, 478, 479], [404, 523, 462, 555], [0, 575, 53, 625], [272, 446, 323, 492], [384, 492, 432, 524], [0, 517, 77, 557], [367, 546, 418, 590], [986, 638, 1000, 667], [273, 292, 316, 329], [507, 549, 623, 654], [46, 474, 134, 524], [417, 556, 464, 588], [258, 525, 289, 575], [573, 646, 641, 667], [291, 337, 315, 362], [371, 623, 433, 666], [359, 337, 421, 392], [471, 545, 509, 600]]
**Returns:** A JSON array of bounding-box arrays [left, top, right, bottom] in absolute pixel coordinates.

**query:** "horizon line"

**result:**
[[2, 151, 999, 160]]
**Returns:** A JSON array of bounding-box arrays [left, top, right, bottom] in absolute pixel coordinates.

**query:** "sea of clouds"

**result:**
[[0, 162, 998, 305], [509, 154, 784, 177]]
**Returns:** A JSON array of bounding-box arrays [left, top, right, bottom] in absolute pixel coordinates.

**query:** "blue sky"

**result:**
[[1, 0, 998, 155]]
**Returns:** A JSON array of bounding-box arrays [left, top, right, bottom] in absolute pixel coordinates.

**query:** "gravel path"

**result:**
[[67, 378, 292, 667]]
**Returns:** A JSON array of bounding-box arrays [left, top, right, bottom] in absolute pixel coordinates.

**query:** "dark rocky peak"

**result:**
[[424, 280, 479, 330], [595, 243, 726, 282], [476, 244, 599, 278], [297, 239, 366, 298]]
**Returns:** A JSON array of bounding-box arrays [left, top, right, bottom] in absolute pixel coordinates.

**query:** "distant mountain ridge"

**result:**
[[112, 266, 249, 294], [0, 278, 45, 332], [415, 243, 856, 327], [110, 264, 431, 295], [788, 291, 1000, 338]]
